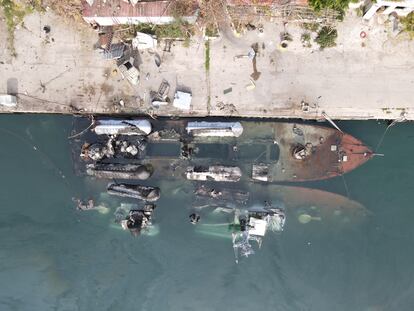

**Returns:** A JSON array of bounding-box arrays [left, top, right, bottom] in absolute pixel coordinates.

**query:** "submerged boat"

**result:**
[[73, 118, 373, 182], [107, 183, 160, 202], [193, 183, 368, 231], [191, 183, 368, 262], [194, 185, 249, 204], [86, 163, 153, 180]]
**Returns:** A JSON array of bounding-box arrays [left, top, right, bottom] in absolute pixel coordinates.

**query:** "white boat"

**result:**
[[93, 119, 152, 136], [186, 121, 243, 137]]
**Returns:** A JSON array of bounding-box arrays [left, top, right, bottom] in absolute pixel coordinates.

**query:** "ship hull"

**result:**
[[72, 118, 373, 183]]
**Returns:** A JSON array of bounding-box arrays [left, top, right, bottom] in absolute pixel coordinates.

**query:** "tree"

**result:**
[[402, 12, 414, 39], [315, 26, 337, 49], [308, 0, 350, 12]]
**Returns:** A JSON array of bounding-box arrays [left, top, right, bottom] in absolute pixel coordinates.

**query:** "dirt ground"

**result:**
[[0, 8, 414, 120]]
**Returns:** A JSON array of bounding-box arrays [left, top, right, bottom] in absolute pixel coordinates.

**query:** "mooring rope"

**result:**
[[67, 116, 95, 139], [341, 174, 350, 199], [375, 113, 407, 152], [0, 127, 70, 189]]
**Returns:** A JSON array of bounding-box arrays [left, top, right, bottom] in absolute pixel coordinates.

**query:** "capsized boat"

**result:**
[[107, 183, 160, 202], [192, 184, 368, 262], [93, 119, 152, 136], [186, 121, 243, 137], [86, 163, 153, 180], [194, 183, 368, 232]]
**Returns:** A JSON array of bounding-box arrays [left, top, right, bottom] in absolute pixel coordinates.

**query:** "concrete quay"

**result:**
[[1, 11, 414, 120]]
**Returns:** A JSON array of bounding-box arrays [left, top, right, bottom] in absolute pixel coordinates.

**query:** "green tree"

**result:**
[[309, 0, 350, 12], [315, 26, 337, 49], [402, 12, 414, 39]]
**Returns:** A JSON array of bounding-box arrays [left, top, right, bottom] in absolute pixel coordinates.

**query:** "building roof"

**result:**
[[82, 0, 198, 18], [227, 0, 276, 5], [227, 0, 308, 5]]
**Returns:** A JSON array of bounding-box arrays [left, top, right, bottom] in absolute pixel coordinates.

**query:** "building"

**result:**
[[363, 0, 414, 20], [226, 0, 308, 6], [82, 0, 199, 26]]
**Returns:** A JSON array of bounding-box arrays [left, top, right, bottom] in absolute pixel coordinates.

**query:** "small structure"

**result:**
[[118, 57, 140, 85], [0, 95, 17, 107], [226, 0, 308, 6], [132, 32, 157, 50], [363, 0, 414, 20], [101, 43, 125, 60], [173, 91, 192, 111], [82, 0, 199, 26]]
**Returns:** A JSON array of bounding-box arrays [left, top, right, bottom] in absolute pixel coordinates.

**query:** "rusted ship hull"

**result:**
[[193, 183, 369, 244], [254, 123, 373, 182]]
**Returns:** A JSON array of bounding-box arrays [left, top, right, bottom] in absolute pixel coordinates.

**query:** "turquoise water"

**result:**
[[0, 115, 413, 311]]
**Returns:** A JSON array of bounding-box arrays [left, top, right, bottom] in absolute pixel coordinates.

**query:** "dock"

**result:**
[[1, 11, 414, 120]]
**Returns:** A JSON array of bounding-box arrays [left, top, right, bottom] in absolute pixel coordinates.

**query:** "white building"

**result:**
[[363, 0, 414, 20]]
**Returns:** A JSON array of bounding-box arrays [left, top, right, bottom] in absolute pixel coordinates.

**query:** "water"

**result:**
[[0, 115, 414, 311]]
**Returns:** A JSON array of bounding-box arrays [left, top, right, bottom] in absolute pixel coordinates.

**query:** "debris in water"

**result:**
[[298, 213, 322, 224]]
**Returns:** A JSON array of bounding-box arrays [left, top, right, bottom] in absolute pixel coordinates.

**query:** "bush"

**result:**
[[315, 26, 337, 49], [401, 12, 414, 39], [302, 22, 320, 32], [309, 0, 350, 13], [205, 40, 210, 71], [131, 20, 193, 39], [301, 32, 312, 47]]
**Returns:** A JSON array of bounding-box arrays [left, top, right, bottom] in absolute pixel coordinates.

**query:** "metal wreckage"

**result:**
[[71, 117, 373, 262]]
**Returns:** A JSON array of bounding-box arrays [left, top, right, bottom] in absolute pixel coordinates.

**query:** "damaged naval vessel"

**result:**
[[72, 117, 373, 183]]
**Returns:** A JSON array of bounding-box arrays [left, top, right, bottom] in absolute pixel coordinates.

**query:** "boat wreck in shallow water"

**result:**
[[186, 166, 242, 182], [192, 183, 369, 262], [248, 123, 373, 182], [86, 163, 153, 180], [194, 185, 249, 204], [93, 119, 152, 136], [232, 207, 286, 263], [73, 118, 373, 183], [186, 121, 243, 137], [107, 183, 160, 202]]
